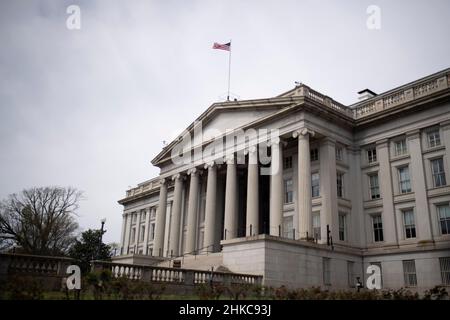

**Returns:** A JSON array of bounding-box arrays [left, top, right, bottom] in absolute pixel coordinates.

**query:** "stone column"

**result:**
[[153, 179, 167, 257], [135, 210, 142, 249], [120, 213, 127, 255], [377, 139, 398, 245], [407, 130, 432, 241], [270, 137, 283, 237], [224, 154, 238, 240], [293, 128, 314, 240], [349, 147, 365, 246], [143, 208, 151, 254], [169, 174, 183, 257], [442, 121, 450, 187], [246, 146, 259, 236], [185, 168, 200, 254], [319, 137, 338, 243], [204, 162, 217, 251]]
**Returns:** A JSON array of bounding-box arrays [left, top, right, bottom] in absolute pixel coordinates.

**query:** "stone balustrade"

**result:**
[[353, 71, 449, 119], [0, 253, 75, 291], [0, 252, 74, 277], [91, 260, 262, 286]]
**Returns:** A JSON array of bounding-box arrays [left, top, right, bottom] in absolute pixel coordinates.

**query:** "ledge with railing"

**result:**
[[0, 252, 74, 277], [352, 70, 450, 119], [90, 260, 262, 286]]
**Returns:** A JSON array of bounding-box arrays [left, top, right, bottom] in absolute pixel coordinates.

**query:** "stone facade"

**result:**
[[116, 68, 450, 291]]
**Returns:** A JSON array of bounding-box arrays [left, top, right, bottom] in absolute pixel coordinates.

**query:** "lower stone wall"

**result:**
[[364, 249, 448, 293], [221, 235, 450, 292]]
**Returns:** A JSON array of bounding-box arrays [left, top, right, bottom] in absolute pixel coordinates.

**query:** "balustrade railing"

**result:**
[[91, 260, 262, 286], [0, 253, 73, 277], [353, 71, 449, 119]]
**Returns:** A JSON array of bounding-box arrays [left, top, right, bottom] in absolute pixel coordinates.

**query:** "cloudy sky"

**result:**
[[1, 0, 449, 244]]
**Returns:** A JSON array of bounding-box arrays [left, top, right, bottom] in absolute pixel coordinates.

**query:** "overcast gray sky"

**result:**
[[1, 0, 449, 244]]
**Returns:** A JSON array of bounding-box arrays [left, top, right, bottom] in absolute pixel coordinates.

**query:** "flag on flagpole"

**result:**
[[212, 42, 231, 51]]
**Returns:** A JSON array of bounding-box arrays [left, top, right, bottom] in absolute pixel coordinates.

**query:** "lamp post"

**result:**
[[100, 218, 106, 240], [97, 218, 106, 260]]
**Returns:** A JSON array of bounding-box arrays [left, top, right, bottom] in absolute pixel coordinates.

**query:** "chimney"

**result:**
[[357, 89, 377, 101]]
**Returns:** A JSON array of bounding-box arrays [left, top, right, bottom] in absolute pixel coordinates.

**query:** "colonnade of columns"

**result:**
[[152, 129, 317, 257]]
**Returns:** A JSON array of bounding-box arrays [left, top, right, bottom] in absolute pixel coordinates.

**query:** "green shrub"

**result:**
[[4, 275, 44, 300], [423, 286, 449, 300]]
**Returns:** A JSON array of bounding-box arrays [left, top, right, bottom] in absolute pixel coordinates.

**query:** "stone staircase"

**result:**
[[156, 252, 225, 271]]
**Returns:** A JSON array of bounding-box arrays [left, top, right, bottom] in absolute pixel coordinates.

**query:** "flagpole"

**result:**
[[227, 39, 232, 101]]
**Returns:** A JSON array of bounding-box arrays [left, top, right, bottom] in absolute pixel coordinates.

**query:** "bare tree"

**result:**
[[0, 187, 81, 255]]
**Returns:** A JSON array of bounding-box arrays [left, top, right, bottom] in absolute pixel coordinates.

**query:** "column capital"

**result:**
[[321, 136, 336, 146], [244, 145, 257, 155], [204, 161, 215, 169], [187, 168, 198, 176], [172, 173, 184, 181], [159, 178, 167, 186], [225, 153, 235, 164], [406, 129, 421, 140], [292, 128, 315, 139], [440, 120, 450, 130], [375, 139, 389, 148]]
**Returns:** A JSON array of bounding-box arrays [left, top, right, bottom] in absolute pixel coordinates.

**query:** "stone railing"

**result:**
[[353, 71, 449, 119], [0, 252, 73, 277], [125, 179, 159, 198], [0, 253, 74, 291], [297, 86, 354, 118], [91, 260, 262, 286]]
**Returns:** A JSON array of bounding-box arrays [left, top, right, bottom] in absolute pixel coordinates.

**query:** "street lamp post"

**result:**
[[97, 218, 106, 260]]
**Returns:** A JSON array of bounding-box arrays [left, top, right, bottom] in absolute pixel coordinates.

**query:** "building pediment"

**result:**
[[151, 96, 301, 166]]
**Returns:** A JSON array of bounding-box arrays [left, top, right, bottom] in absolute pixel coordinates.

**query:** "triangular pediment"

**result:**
[[151, 96, 299, 165]]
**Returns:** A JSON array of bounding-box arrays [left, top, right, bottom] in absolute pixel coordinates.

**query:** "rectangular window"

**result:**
[[369, 174, 380, 199], [313, 213, 321, 240], [437, 205, 450, 235], [140, 225, 145, 242], [339, 214, 347, 241], [367, 148, 377, 164], [337, 172, 344, 198], [283, 216, 293, 239], [398, 166, 412, 193], [431, 158, 446, 187], [311, 173, 320, 197], [131, 227, 136, 244], [403, 210, 416, 239], [310, 148, 319, 161], [336, 147, 343, 161], [284, 179, 293, 204], [323, 258, 331, 285], [372, 215, 384, 242], [150, 223, 155, 240], [403, 260, 417, 287], [283, 156, 293, 169], [347, 261, 355, 287], [394, 139, 407, 156], [440, 257, 450, 285], [427, 130, 441, 148], [141, 210, 146, 221], [132, 213, 137, 224]]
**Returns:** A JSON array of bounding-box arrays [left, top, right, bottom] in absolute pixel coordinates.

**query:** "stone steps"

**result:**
[[156, 252, 224, 271]]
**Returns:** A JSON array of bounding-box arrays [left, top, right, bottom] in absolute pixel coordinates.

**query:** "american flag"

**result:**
[[212, 42, 231, 51]]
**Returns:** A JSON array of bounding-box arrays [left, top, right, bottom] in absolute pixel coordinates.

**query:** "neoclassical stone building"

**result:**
[[116, 68, 450, 291]]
